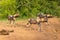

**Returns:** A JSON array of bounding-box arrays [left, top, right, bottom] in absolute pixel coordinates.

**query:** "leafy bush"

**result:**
[[0, 0, 60, 20]]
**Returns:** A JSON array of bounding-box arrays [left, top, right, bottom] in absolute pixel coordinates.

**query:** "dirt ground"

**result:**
[[0, 17, 60, 40]]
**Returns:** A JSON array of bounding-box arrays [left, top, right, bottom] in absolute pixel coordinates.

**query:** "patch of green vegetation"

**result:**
[[0, 0, 60, 20]]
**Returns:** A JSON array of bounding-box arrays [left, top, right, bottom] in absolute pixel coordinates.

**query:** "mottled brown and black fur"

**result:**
[[8, 13, 19, 24]]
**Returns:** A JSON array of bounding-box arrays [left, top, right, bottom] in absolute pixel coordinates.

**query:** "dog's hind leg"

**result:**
[[37, 22, 42, 32]]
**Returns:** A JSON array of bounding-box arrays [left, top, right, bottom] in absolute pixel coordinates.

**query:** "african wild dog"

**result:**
[[0, 29, 14, 35], [8, 13, 19, 24], [37, 13, 53, 24], [26, 18, 41, 31], [37, 13, 48, 24], [27, 18, 41, 26], [43, 14, 48, 24]]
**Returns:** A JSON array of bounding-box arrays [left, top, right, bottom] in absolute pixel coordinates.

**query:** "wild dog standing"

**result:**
[[37, 13, 45, 22], [27, 18, 41, 26], [26, 18, 41, 31], [44, 14, 54, 25], [8, 15, 15, 24], [37, 13, 49, 25], [8, 13, 19, 24], [37, 13, 44, 19], [43, 14, 48, 25]]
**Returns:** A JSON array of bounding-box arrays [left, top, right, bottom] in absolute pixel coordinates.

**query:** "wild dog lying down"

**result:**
[[0, 29, 14, 35], [8, 13, 19, 24]]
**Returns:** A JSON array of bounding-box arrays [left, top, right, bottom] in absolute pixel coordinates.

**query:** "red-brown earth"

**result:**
[[0, 17, 60, 40]]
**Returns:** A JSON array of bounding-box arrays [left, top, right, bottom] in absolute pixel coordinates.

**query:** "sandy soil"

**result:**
[[0, 17, 60, 40]]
